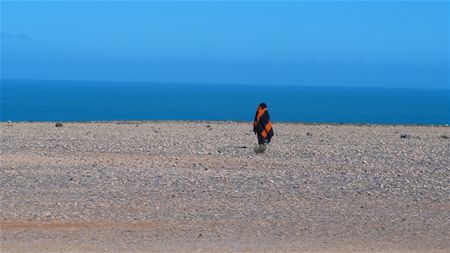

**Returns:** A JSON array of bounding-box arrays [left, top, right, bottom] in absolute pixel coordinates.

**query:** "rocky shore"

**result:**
[[1, 122, 449, 252]]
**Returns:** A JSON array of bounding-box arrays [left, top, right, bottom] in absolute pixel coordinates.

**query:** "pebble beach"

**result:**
[[1, 121, 449, 252]]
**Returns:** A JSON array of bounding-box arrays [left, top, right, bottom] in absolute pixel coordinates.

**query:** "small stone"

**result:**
[[55, 122, 63, 127], [400, 134, 411, 139]]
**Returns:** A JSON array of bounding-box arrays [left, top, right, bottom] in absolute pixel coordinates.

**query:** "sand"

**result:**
[[1, 121, 449, 252]]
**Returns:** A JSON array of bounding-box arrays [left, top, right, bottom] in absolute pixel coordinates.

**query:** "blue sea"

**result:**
[[1, 79, 449, 125]]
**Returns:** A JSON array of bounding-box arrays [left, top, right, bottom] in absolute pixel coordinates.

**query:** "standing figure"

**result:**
[[253, 103, 274, 153]]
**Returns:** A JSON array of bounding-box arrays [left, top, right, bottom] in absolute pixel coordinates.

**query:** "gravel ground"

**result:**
[[1, 122, 449, 252]]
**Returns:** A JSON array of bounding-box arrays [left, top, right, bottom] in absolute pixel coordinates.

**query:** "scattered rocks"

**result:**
[[0, 122, 449, 252]]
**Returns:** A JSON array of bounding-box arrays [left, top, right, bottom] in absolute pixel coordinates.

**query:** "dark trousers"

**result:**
[[257, 134, 265, 144]]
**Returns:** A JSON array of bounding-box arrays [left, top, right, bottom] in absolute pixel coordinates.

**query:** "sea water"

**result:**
[[1, 79, 449, 124]]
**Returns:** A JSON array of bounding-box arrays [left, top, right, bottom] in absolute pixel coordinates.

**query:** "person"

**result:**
[[253, 103, 274, 153]]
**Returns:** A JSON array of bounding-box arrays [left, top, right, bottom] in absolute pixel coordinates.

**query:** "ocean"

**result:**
[[1, 79, 449, 125]]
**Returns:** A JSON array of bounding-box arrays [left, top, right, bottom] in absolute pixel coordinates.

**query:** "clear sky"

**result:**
[[1, 0, 449, 89]]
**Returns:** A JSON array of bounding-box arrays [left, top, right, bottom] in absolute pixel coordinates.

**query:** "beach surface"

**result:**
[[1, 122, 449, 252]]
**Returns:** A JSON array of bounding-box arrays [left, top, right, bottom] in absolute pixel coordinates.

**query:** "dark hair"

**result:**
[[259, 103, 267, 108]]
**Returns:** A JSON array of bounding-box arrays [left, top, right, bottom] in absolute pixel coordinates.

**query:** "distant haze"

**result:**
[[1, 1, 449, 89]]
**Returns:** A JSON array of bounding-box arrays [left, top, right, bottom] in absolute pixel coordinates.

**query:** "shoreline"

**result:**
[[2, 119, 449, 127]]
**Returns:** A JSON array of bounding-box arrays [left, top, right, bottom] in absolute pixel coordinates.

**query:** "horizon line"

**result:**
[[1, 78, 448, 91]]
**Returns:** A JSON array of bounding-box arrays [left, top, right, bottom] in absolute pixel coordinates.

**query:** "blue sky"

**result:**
[[1, 0, 449, 89]]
